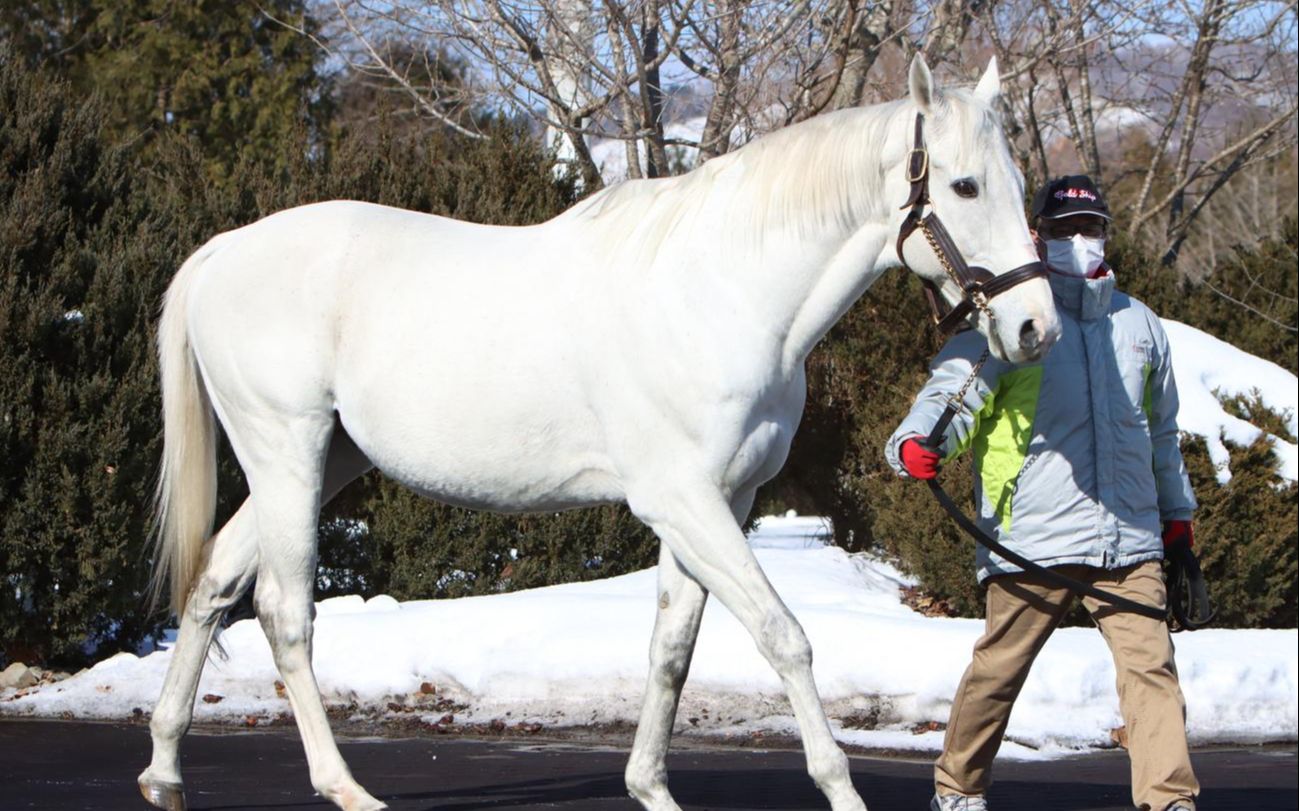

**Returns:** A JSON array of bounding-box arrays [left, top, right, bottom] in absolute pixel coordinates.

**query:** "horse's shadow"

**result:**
[[384, 766, 834, 810]]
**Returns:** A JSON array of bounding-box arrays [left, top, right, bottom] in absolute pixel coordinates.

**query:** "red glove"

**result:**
[[1163, 520, 1194, 550], [900, 437, 941, 480]]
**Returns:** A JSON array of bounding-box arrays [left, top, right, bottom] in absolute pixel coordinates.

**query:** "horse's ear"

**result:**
[[909, 55, 935, 114], [974, 56, 1001, 104]]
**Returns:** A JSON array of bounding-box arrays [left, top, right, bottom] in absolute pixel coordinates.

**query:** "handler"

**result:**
[[885, 175, 1200, 811]]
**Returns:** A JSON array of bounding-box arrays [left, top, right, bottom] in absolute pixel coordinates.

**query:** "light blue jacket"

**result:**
[[886, 271, 1196, 582]]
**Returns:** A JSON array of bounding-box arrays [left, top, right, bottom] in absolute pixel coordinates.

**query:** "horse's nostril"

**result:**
[[1019, 319, 1041, 350]]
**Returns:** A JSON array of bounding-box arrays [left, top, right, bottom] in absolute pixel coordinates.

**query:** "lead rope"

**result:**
[[918, 359, 1167, 622]]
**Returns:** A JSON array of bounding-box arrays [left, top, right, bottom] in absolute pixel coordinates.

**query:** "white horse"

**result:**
[[138, 57, 1059, 811]]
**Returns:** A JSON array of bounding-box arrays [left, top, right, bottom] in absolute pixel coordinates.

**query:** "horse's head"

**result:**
[[889, 56, 1060, 364]]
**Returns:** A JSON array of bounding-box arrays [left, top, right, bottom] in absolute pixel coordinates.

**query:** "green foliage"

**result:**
[[1181, 434, 1298, 628], [1, 0, 331, 181], [344, 480, 655, 602], [0, 53, 172, 663], [1218, 390, 1297, 445]]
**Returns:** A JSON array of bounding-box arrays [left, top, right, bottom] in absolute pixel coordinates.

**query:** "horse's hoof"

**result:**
[[326, 781, 387, 811], [138, 776, 186, 811], [345, 791, 388, 811]]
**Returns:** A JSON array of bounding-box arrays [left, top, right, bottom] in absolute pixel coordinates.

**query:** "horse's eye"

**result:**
[[952, 179, 979, 199]]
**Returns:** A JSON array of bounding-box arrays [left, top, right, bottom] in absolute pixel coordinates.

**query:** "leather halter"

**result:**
[[895, 113, 1046, 335]]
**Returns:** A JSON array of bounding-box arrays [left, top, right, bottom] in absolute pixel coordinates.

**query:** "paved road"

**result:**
[[1, 720, 1294, 810]]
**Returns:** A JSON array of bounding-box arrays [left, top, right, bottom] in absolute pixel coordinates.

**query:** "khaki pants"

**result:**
[[935, 561, 1199, 811]]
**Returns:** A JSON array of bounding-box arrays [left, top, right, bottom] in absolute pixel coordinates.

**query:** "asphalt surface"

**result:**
[[0, 720, 1294, 811]]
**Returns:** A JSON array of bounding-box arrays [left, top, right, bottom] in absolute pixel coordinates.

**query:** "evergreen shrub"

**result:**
[[0, 54, 177, 663]]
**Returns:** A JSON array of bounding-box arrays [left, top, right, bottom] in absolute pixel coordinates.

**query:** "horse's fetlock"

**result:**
[[807, 749, 851, 791], [624, 762, 669, 802], [149, 710, 189, 741]]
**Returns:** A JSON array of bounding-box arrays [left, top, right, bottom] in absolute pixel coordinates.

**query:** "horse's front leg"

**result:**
[[629, 478, 866, 811], [625, 489, 754, 809], [624, 544, 708, 810]]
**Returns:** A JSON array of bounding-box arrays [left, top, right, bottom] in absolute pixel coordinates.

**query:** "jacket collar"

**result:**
[[1048, 266, 1115, 320]]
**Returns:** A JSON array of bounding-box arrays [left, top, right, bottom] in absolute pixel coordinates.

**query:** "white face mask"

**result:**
[[1045, 235, 1106, 276]]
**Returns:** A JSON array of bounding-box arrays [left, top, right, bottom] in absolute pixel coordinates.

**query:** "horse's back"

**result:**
[[178, 200, 621, 510]]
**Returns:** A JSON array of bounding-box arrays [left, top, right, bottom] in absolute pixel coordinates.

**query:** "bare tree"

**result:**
[[313, 0, 989, 183], [978, 0, 1298, 269], [1177, 154, 1299, 277]]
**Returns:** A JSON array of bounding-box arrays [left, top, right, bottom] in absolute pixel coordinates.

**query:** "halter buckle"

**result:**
[[906, 148, 929, 184]]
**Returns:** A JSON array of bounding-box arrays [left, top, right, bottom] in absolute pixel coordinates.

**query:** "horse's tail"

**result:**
[[149, 237, 225, 618]]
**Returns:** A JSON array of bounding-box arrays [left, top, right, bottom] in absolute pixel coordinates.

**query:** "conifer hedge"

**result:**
[[1, 57, 170, 662], [2, 47, 1294, 668]]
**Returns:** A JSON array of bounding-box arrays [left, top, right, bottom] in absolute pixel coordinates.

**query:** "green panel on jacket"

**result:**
[[972, 365, 1045, 532]]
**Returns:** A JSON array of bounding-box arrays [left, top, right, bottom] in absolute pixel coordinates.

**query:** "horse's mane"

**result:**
[[555, 89, 1000, 264]]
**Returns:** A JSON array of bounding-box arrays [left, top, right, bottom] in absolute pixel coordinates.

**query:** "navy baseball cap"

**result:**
[[1031, 175, 1111, 221]]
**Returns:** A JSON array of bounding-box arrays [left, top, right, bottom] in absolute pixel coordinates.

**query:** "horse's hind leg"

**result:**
[[624, 489, 753, 810], [630, 480, 866, 811], [139, 428, 374, 811], [139, 501, 258, 811], [247, 420, 385, 811]]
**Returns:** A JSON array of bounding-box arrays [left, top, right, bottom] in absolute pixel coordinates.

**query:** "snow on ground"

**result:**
[[1161, 319, 1297, 483], [2, 319, 1294, 757], [3, 516, 1295, 758]]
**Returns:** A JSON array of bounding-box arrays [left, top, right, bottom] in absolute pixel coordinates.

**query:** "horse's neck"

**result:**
[[690, 112, 902, 372], [569, 105, 904, 376], [779, 224, 893, 370]]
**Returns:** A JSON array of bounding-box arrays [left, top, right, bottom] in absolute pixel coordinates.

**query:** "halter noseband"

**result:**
[[895, 113, 1046, 335]]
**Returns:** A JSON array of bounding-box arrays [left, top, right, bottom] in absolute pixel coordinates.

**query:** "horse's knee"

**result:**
[[759, 609, 812, 672]]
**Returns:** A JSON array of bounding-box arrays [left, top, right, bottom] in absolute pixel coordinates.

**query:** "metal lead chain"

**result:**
[[921, 220, 999, 330], [949, 349, 991, 414]]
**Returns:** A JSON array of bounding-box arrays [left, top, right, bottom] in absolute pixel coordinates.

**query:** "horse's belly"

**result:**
[[336, 367, 622, 512]]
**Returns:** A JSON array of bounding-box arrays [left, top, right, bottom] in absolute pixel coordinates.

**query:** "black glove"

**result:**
[[1163, 522, 1214, 631]]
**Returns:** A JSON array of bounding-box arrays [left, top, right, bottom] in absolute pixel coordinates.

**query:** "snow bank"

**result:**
[[1162, 319, 1297, 483], [4, 516, 1294, 757]]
